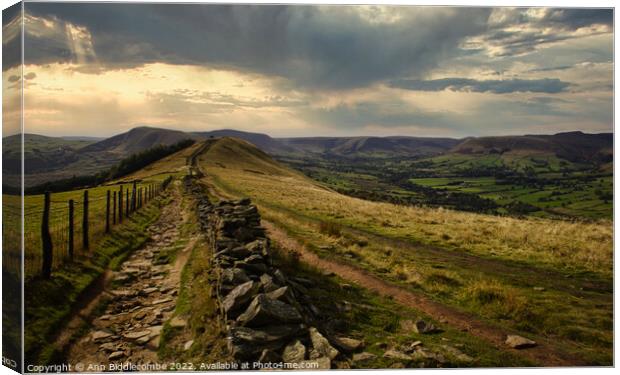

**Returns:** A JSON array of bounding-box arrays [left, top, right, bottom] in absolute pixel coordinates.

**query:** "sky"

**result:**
[[1, 3, 614, 138]]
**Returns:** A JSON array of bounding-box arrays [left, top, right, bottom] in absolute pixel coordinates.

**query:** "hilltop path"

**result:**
[[65, 183, 194, 369]]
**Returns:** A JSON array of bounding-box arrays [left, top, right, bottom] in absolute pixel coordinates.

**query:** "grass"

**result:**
[[24, 190, 171, 367], [197, 137, 613, 365], [3, 178, 166, 276], [268, 241, 532, 368]]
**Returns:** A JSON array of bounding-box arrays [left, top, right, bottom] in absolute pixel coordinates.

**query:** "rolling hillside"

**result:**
[[193, 137, 612, 365], [450, 131, 612, 163], [82, 126, 201, 154], [3, 126, 612, 188], [4, 127, 200, 187]]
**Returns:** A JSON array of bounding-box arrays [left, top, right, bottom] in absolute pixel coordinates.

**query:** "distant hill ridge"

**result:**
[[451, 131, 612, 163], [3, 126, 612, 188]]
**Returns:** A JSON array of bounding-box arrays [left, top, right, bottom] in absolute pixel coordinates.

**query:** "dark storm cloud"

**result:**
[[22, 3, 492, 89], [2, 3, 22, 71], [538, 9, 613, 30], [389, 78, 571, 94]]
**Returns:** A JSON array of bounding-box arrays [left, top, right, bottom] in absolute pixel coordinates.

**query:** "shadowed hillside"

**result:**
[[82, 126, 202, 154], [451, 132, 612, 163]]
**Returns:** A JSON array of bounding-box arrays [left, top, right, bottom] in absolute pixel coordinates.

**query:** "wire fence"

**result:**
[[2, 177, 172, 278]]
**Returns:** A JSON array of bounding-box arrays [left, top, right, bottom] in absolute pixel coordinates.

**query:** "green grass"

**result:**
[[24, 190, 170, 367], [268, 241, 532, 368], [199, 137, 612, 366], [3, 179, 165, 276]]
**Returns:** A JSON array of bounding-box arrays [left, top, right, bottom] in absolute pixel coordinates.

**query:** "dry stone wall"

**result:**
[[185, 178, 352, 369]]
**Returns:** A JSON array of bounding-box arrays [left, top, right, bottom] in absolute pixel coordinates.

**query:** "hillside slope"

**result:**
[[451, 131, 612, 164], [82, 126, 202, 154], [194, 137, 612, 365]]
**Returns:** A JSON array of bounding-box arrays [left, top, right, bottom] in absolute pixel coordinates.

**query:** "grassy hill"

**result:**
[[3, 127, 201, 187], [82, 126, 201, 154], [450, 132, 612, 164], [195, 137, 612, 365]]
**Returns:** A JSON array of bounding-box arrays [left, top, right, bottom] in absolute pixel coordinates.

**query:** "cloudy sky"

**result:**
[[2, 3, 614, 138]]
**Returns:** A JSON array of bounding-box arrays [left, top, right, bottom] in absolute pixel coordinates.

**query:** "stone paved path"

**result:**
[[66, 187, 190, 370]]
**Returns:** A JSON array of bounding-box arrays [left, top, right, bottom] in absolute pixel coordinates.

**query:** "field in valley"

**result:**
[[196, 137, 613, 365], [277, 151, 612, 220]]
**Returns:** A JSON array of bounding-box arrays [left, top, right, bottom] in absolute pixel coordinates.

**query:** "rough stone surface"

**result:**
[[309, 327, 339, 360], [506, 335, 537, 349], [282, 340, 307, 363], [413, 319, 439, 334], [237, 294, 303, 327], [222, 281, 259, 314], [383, 349, 412, 361]]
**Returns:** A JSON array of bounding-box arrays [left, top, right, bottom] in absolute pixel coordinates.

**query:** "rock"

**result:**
[[235, 260, 268, 274], [92, 331, 113, 342], [237, 294, 302, 327], [265, 286, 292, 303], [136, 335, 151, 345], [108, 351, 125, 361], [334, 337, 364, 352], [244, 254, 264, 264], [309, 327, 339, 360], [123, 330, 151, 340], [383, 349, 412, 361], [170, 316, 187, 328], [505, 335, 537, 349], [140, 287, 158, 295], [533, 287, 546, 292], [404, 341, 423, 353], [245, 239, 267, 255], [151, 297, 173, 305], [390, 362, 406, 368], [229, 246, 252, 259], [98, 343, 118, 352], [222, 281, 259, 314], [352, 352, 376, 363], [411, 348, 446, 364], [413, 319, 439, 334], [133, 311, 146, 320], [183, 340, 194, 351], [229, 325, 304, 344], [282, 340, 307, 363], [228, 325, 302, 360], [259, 274, 279, 293], [441, 345, 474, 363]]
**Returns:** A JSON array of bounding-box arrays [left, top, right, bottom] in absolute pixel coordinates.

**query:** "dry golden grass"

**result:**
[[201, 138, 613, 277]]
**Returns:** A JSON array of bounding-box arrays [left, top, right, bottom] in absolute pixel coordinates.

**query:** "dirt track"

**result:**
[[262, 220, 584, 367]]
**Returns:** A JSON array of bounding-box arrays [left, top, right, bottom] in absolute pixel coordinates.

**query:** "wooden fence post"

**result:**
[[112, 191, 117, 225], [83, 190, 89, 250], [126, 189, 130, 217], [41, 191, 53, 279], [118, 186, 123, 223], [105, 190, 111, 233], [132, 181, 137, 212], [68, 199, 74, 260], [138, 188, 142, 209]]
